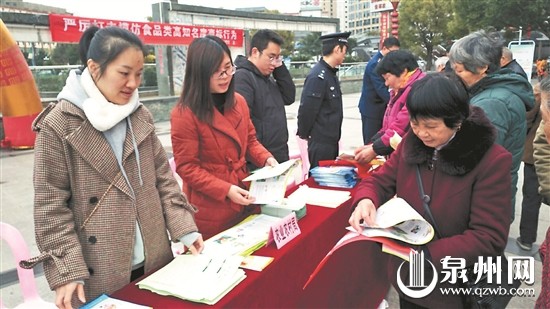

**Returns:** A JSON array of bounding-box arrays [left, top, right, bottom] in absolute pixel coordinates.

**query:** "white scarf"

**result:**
[[80, 68, 139, 132]]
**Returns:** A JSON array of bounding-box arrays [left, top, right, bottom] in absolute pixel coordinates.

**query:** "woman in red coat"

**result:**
[[350, 74, 512, 308], [171, 36, 276, 240]]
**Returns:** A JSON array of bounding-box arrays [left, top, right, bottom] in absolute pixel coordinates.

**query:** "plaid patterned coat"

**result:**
[[21, 100, 198, 303]]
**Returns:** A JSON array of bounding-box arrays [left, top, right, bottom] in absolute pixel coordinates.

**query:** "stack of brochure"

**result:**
[[136, 214, 283, 305], [309, 166, 358, 188], [137, 255, 246, 305], [201, 214, 282, 257]]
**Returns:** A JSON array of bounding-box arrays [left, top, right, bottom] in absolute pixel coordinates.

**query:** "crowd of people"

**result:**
[[21, 25, 549, 309]]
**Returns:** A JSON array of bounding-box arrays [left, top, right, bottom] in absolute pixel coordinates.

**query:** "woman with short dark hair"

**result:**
[[350, 74, 513, 308], [354, 50, 425, 164]]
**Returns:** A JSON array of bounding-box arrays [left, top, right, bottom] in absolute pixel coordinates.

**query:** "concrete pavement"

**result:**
[[1, 92, 548, 308]]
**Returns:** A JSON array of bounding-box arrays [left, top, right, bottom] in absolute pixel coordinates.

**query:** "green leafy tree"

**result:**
[[344, 37, 360, 63], [347, 37, 358, 53], [275, 30, 295, 58], [449, 0, 550, 38], [398, 0, 453, 71], [34, 49, 49, 66], [295, 32, 322, 59], [248, 29, 295, 58], [50, 43, 80, 65]]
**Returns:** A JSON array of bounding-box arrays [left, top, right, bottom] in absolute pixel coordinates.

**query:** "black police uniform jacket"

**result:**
[[297, 59, 343, 144]]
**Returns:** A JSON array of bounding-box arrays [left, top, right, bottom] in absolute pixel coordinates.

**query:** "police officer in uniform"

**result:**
[[297, 31, 351, 169]]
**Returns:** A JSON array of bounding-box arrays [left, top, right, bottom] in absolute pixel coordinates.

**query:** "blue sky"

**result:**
[[25, 0, 301, 21]]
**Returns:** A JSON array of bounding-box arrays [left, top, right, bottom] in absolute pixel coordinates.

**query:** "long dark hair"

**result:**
[[78, 26, 145, 77], [178, 36, 235, 124]]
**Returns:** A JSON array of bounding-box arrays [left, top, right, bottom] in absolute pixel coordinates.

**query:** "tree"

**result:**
[[295, 32, 322, 59], [398, 0, 453, 71], [248, 29, 295, 58], [50, 43, 80, 65], [449, 0, 550, 38], [275, 30, 295, 58]]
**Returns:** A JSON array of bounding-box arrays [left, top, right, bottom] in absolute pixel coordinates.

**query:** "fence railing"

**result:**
[[30, 62, 367, 98]]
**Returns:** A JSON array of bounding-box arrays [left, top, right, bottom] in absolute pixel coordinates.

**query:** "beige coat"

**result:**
[[523, 86, 542, 164], [533, 120, 550, 202], [21, 101, 198, 303]]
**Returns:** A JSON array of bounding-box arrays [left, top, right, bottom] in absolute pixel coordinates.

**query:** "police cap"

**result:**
[[319, 31, 351, 48]]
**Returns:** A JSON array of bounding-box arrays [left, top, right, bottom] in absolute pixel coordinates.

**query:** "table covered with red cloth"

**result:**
[[111, 178, 391, 308]]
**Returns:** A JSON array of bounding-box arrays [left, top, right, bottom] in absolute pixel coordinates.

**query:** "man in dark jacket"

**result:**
[[501, 47, 528, 80], [234, 29, 296, 170], [297, 31, 350, 169], [357, 37, 400, 144]]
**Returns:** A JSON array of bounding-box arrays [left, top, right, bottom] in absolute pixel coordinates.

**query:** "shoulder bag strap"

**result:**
[[415, 165, 442, 239]]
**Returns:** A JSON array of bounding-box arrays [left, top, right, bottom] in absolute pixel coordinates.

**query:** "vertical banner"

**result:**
[[380, 12, 389, 48]]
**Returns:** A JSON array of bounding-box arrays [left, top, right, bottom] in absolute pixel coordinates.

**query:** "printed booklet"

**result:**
[[304, 197, 435, 289], [348, 197, 434, 245]]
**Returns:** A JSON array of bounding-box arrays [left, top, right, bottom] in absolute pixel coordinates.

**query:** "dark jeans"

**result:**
[[519, 163, 543, 244], [307, 140, 338, 170], [361, 115, 383, 145]]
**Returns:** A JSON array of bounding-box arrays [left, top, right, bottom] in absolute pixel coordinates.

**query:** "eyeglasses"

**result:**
[[260, 52, 283, 65], [214, 65, 236, 80]]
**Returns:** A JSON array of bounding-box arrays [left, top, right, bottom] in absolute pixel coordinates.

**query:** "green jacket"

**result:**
[[468, 69, 534, 212]]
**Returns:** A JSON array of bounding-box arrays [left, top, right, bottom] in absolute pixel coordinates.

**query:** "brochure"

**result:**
[[137, 255, 245, 305], [244, 159, 301, 205]]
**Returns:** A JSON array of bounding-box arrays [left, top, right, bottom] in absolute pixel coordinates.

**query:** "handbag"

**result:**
[[415, 165, 521, 309]]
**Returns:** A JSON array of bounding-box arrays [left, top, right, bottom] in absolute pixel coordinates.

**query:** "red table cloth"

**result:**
[[111, 178, 391, 308]]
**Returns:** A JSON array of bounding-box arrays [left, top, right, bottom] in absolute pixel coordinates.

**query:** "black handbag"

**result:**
[[415, 165, 521, 309]]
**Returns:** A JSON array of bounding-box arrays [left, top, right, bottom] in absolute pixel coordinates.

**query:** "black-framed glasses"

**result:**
[[215, 65, 236, 80]]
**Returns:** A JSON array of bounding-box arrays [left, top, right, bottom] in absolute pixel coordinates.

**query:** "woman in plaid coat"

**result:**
[[20, 26, 203, 308]]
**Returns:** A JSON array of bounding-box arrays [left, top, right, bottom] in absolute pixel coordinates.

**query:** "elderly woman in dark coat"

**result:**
[[350, 74, 512, 308]]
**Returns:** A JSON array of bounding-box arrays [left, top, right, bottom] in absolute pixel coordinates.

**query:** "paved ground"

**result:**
[[1, 92, 548, 308]]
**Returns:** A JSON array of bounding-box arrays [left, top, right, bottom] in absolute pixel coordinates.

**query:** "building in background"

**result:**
[[0, 0, 67, 64], [298, 0, 393, 57], [0, 0, 67, 14]]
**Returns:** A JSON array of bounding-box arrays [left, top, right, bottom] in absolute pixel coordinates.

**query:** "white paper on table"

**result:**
[[287, 185, 351, 208], [136, 255, 246, 305]]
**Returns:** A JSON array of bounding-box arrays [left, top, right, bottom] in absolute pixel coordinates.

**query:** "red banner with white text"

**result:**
[[379, 12, 389, 48], [48, 14, 244, 47]]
